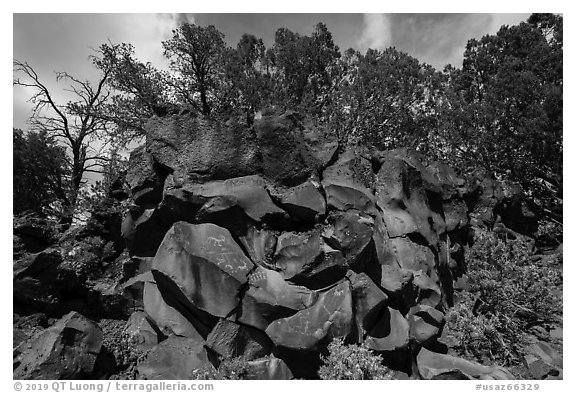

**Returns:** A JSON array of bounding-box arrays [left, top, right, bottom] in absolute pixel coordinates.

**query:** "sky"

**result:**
[[12, 13, 532, 131]]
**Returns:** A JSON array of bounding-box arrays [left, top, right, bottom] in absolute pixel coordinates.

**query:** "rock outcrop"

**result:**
[[15, 108, 535, 380], [14, 312, 103, 379]]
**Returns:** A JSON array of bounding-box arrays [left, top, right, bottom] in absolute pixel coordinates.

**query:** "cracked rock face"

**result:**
[[14, 311, 103, 380], [114, 109, 517, 379]]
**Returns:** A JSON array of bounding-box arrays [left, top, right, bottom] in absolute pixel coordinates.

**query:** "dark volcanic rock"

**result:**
[[126, 145, 167, 207], [13, 214, 57, 254], [417, 347, 514, 380], [152, 222, 254, 319], [365, 306, 410, 353], [236, 225, 277, 268], [244, 356, 294, 380], [239, 266, 317, 330], [275, 232, 323, 280], [124, 311, 162, 350], [14, 249, 62, 280], [184, 175, 289, 224], [377, 265, 414, 298], [14, 311, 103, 380], [121, 207, 170, 257], [255, 109, 338, 186], [374, 150, 445, 244], [407, 305, 445, 346], [206, 319, 272, 360], [322, 146, 377, 213], [387, 237, 436, 276], [265, 279, 353, 351], [278, 181, 326, 223], [137, 336, 210, 380], [347, 271, 388, 337], [146, 114, 261, 183], [142, 279, 204, 340], [106, 112, 534, 379], [323, 210, 375, 270]]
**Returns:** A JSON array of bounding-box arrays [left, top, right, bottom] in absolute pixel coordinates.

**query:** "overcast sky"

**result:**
[[13, 13, 531, 130]]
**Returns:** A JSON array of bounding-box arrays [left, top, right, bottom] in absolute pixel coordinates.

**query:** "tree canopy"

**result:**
[[14, 14, 563, 223]]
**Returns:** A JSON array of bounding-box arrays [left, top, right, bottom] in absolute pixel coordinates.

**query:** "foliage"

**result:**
[[220, 34, 269, 125], [446, 229, 562, 365], [61, 234, 116, 278], [267, 23, 341, 113], [162, 24, 227, 116], [93, 42, 174, 141], [318, 338, 393, 380], [324, 47, 442, 148], [13, 128, 70, 217], [13, 58, 117, 226], [445, 15, 563, 217], [190, 358, 249, 380], [14, 14, 562, 226]]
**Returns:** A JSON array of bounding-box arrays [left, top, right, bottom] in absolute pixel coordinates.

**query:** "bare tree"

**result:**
[[13, 59, 114, 225]]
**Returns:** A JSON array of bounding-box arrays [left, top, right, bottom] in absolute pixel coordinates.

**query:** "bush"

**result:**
[[61, 234, 116, 278], [190, 357, 249, 380], [318, 338, 393, 380], [446, 229, 562, 365]]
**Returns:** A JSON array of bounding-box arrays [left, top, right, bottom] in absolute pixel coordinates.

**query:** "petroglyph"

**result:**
[[248, 270, 267, 285], [206, 235, 226, 247]]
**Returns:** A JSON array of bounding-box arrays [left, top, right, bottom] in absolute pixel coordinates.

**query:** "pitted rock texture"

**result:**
[[111, 109, 525, 379], [14, 311, 103, 380]]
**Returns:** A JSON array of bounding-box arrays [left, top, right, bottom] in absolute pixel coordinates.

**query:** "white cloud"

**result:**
[[358, 13, 392, 52], [110, 14, 196, 70]]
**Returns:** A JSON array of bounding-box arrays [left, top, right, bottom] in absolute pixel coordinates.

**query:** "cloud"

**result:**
[[358, 14, 392, 52], [110, 14, 196, 70]]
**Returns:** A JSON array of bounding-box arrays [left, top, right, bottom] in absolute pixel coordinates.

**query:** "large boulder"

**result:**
[[244, 356, 294, 380], [146, 114, 261, 183], [121, 207, 170, 257], [323, 210, 376, 270], [143, 279, 207, 340], [124, 311, 162, 351], [239, 266, 317, 330], [321, 146, 377, 214], [14, 311, 103, 379], [277, 181, 326, 223], [255, 109, 338, 186], [274, 232, 323, 280], [13, 249, 62, 280], [407, 305, 445, 346], [365, 306, 410, 353], [125, 145, 167, 207], [137, 336, 210, 380], [265, 279, 354, 351], [205, 319, 272, 360], [417, 347, 514, 380], [184, 175, 289, 224], [347, 270, 389, 338], [374, 150, 445, 245], [152, 222, 255, 319]]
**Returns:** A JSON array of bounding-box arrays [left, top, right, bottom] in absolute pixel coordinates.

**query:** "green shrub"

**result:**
[[446, 229, 562, 365], [190, 357, 249, 380], [318, 338, 393, 380]]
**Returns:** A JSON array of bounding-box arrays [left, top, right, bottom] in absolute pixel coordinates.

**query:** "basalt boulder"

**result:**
[[14, 311, 103, 380], [322, 146, 377, 214], [255, 109, 338, 186], [125, 145, 167, 207], [205, 319, 272, 360], [110, 110, 540, 379], [151, 222, 254, 320], [417, 347, 514, 380], [265, 279, 354, 351], [137, 336, 210, 380], [146, 114, 261, 184]]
